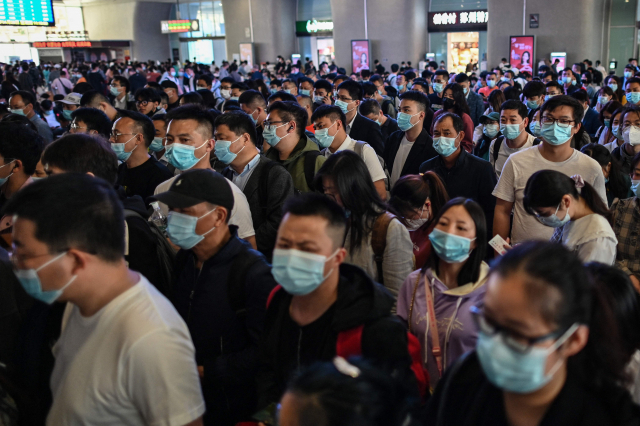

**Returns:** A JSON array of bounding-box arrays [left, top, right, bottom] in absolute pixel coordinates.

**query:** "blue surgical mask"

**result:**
[[378, 89, 384, 95], [500, 123, 523, 140], [272, 248, 339, 295], [625, 71, 633, 79], [284, 89, 291, 94], [262, 123, 290, 147], [0, 160, 15, 186], [313, 96, 324, 103], [110, 86, 121, 97], [631, 180, 640, 197], [463, 87, 469, 95], [315, 121, 337, 149], [214, 135, 244, 164], [428, 228, 475, 263], [432, 82, 444, 93], [15, 252, 77, 305], [487, 80, 496, 88], [397, 111, 420, 132], [613, 124, 621, 139], [165, 140, 208, 170], [375, 119, 382, 126], [62, 109, 74, 121], [10, 107, 25, 116], [535, 201, 571, 228], [598, 96, 610, 105], [609, 83, 618, 92], [540, 122, 573, 145], [397, 84, 404, 91], [166, 208, 216, 249], [334, 99, 352, 114], [529, 120, 541, 137], [626, 92, 640, 105], [110, 134, 138, 162], [604, 119, 611, 128], [526, 100, 539, 110], [229, 96, 239, 101], [270, 88, 278, 94], [544, 95, 553, 102], [483, 124, 499, 138], [433, 136, 459, 157], [476, 324, 579, 394], [149, 137, 164, 152], [300, 89, 310, 96]]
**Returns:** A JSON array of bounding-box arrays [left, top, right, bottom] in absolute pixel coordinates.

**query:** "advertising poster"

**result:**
[[239, 43, 253, 67], [550, 52, 566, 71], [351, 39, 370, 73], [509, 35, 534, 73]]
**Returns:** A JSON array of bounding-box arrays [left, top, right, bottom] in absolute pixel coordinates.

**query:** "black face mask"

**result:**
[[443, 98, 455, 110]]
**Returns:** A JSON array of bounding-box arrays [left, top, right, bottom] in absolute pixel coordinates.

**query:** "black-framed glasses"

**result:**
[[335, 96, 354, 102], [263, 120, 287, 128], [540, 116, 574, 127], [135, 100, 149, 106]]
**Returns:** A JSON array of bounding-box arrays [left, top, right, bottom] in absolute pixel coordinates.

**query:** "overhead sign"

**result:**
[[530, 14, 539, 28], [0, 0, 54, 26], [427, 10, 488, 32], [161, 19, 199, 34], [34, 41, 92, 48], [296, 19, 333, 36]]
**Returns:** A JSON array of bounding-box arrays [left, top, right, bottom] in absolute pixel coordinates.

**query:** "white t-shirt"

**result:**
[[390, 135, 414, 186], [492, 146, 607, 244], [154, 174, 255, 239], [557, 213, 617, 264], [489, 133, 537, 177], [47, 277, 205, 426], [324, 135, 386, 183]]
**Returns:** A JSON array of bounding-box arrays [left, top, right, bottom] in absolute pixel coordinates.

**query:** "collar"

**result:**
[[439, 147, 467, 169], [348, 113, 357, 129], [233, 153, 260, 177], [331, 135, 353, 154]]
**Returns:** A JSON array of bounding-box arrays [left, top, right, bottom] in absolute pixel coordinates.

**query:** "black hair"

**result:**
[[454, 73, 470, 83], [238, 89, 266, 109], [434, 112, 464, 133], [391, 64, 399, 72], [266, 101, 308, 139], [135, 88, 161, 103], [503, 86, 521, 101], [540, 95, 584, 126], [543, 71, 559, 81], [166, 104, 216, 139], [268, 91, 297, 103], [298, 77, 314, 87], [359, 99, 381, 116], [160, 80, 178, 90], [625, 77, 640, 88], [581, 143, 629, 202], [314, 79, 333, 93], [181, 92, 204, 106], [398, 90, 430, 112], [545, 80, 564, 93], [80, 90, 108, 108], [1, 113, 37, 132], [197, 74, 212, 86], [0, 123, 43, 175], [10, 90, 35, 107], [570, 90, 589, 104], [369, 75, 384, 85], [361, 82, 378, 98], [314, 150, 387, 251], [426, 197, 487, 285], [42, 133, 118, 184], [523, 170, 612, 224], [500, 99, 528, 120], [442, 83, 470, 116], [490, 241, 629, 391], [112, 76, 130, 94], [214, 111, 257, 146], [599, 101, 622, 128], [70, 107, 112, 138], [220, 76, 236, 85], [196, 89, 217, 108], [72, 82, 93, 94], [411, 80, 429, 92], [487, 90, 506, 113], [1, 173, 125, 262], [311, 105, 347, 128], [282, 192, 347, 249], [522, 81, 546, 98], [231, 82, 249, 92], [116, 109, 155, 147], [337, 80, 363, 100]]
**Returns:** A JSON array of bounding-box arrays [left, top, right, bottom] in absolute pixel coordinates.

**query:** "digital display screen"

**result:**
[[509, 35, 534, 73], [0, 0, 54, 26], [160, 19, 199, 34], [351, 40, 370, 74]]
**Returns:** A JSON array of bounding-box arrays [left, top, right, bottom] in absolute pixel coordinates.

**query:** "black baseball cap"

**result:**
[[151, 169, 234, 211]]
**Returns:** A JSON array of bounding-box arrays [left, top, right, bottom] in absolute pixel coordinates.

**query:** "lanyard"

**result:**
[[424, 274, 444, 377]]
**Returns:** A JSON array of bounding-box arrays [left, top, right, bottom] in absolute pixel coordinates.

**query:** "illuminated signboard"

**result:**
[[295, 19, 333, 36], [427, 10, 488, 32], [33, 41, 91, 48], [161, 19, 199, 34], [0, 0, 55, 26]]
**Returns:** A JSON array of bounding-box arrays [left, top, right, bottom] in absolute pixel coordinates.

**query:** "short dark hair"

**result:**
[[358, 99, 381, 116], [220, 76, 235, 85], [268, 91, 297, 103], [545, 80, 564, 93], [282, 192, 347, 249], [181, 92, 204, 106], [311, 105, 347, 128], [266, 101, 308, 139], [42, 133, 118, 184], [112, 76, 130, 93], [298, 77, 314, 87], [522, 81, 546, 98], [542, 71, 558, 81], [80, 90, 108, 108], [434, 112, 464, 133], [10, 90, 36, 106], [391, 64, 399, 72], [70, 108, 112, 138], [197, 74, 212, 86], [454, 73, 470, 83], [0, 123, 43, 175], [434, 70, 449, 79], [135, 88, 161, 103], [1, 173, 125, 262], [337, 80, 363, 100], [230, 82, 248, 92], [625, 77, 640, 88], [361, 82, 377, 98], [570, 90, 589, 104], [116, 110, 155, 147], [314, 79, 333, 93], [161, 81, 178, 90], [166, 104, 216, 139], [500, 99, 528, 119], [238, 89, 266, 109], [214, 111, 257, 146], [540, 95, 584, 125], [398, 90, 430, 112]]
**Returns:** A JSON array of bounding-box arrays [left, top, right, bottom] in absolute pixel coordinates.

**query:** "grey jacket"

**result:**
[[466, 90, 485, 127], [29, 114, 53, 145]]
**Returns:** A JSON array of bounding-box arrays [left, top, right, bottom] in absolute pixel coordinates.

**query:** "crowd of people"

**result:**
[[0, 52, 639, 426]]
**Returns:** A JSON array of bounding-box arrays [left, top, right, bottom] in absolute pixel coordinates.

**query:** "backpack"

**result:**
[[302, 150, 321, 192], [353, 141, 391, 190], [381, 98, 397, 116], [371, 212, 396, 284], [258, 160, 287, 223], [491, 135, 541, 170], [123, 209, 176, 294]]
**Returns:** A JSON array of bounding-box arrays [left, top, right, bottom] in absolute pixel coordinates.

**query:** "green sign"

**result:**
[[296, 19, 333, 36]]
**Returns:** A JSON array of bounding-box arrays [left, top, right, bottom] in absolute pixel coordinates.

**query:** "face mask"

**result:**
[[526, 100, 539, 110], [476, 324, 579, 394], [31, 176, 45, 181], [487, 80, 496, 88], [609, 83, 618, 92], [443, 98, 455, 110], [220, 89, 231, 99], [62, 109, 73, 121], [540, 122, 573, 145], [378, 89, 384, 96], [313, 96, 324, 103], [407, 82, 413, 90], [627, 92, 640, 105], [10, 107, 25, 116], [625, 71, 633, 78], [529, 120, 541, 137], [270, 88, 278, 94], [335, 99, 354, 114], [604, 118, 611, 128], [500, 123, 523, 140], [432, 82, 444, 93], [263, 123, 290, 147], [214, 135, 244, 164], [483, 123, 499, 138], [613, 124, 621, 139], [272, 248, 339, 295], [535, 201, 571, 228], [284, 89, 291, 94], [16, 252, 77, 305], [110, 86, 121, 97], [631, 180, 640, 197], [397, 84, 405, 90], [110, 134, 138, 162], [544, 94, 554, 102], [598, 96, 610, 106], [315, 121, 337, 149], [501, 76, 509, 82], [166, 208, 216, 249], [406, 218, 428, 231], [623, 125, 640, 146], [433, 135, 459, 157], [229, 96, 239, 101], [375, 119, 382, 126], [397, 111, 420, 132], [299, 89, 310, 96], [0, 160, 15, 186], [463, 87, 469, 95], [149, 137, 164, 152], [165, 140, 208, 170], [561, 76, 571, 85], [429, 227, 475, 263]]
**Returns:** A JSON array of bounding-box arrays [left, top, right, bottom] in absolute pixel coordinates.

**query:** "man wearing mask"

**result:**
[[396, 73, 408, 95], [490, 100, 539, 177], [55, 92, 81, 124], [153, 169, 277, 425], [570, 90, 600, 138], [359, 98, 399, 141], [368, 76, 397, 118], [428, 70, 449, 111], [216, 77, 235, 110], [313, 79, 333, 106], [80, 90, 119, 122], [110, 76, 136, 111], [129, 63, 147, 94], [624, 77, 640, 106], [153, 105, 257, 249], [624, 64, 636, 87], [479, 72, 498, 99], [216, 112, 294, 259], [8, 91, 53, 144], [297, 77, 314, 96], [134, 88, 161, 118], [493, 96, 606, 246], [454, 73, 484, 126], [384, 91, 437, 187], [419, 112, 497, 234], [161, 81, 181, 111], [522, 81, 546, 125], [69, 107, 112, 138], [613, 104, 640, 174], [281, 79, 298, 96], [335, 80, 385, 155], [561, 68, 582, 95], [238, 90, 268, 148]]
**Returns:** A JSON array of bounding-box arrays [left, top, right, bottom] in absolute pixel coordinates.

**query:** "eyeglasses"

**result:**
[[70, 124, 88, 132], [110, 132, 137, 140], [335, 96, 354, 102], [540, 116, 574, 127], [262, 120, 287, 128], [135, 100, 149, 107]]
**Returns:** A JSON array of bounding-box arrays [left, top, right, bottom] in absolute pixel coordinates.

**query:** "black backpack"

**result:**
[[492, 135, 541, 168]]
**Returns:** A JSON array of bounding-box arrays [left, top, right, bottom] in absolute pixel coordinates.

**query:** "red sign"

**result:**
[[509, 36, 534, 73], [33, 41, 92, 48], [351, 40, 370, 74]]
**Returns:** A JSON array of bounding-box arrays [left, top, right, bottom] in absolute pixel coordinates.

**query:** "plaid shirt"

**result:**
[[612, 197, 640, 278]]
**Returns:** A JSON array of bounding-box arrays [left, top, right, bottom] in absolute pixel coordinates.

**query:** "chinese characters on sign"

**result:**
[[427, 10, 488, 33]]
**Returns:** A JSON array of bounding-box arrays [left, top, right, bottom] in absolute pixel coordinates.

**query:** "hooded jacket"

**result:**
[[256, 263, 415, 408]]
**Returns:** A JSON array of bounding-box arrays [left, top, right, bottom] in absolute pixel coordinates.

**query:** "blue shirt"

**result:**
[[231, 153, 260, 191]]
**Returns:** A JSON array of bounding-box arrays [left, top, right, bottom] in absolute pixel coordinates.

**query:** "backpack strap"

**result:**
[[407, 332, 429, 398], [532, 137, 542, 145], [492, 135, 504, 165], [353, 140, 366, 159], [228, 248, 264, 319], [303, 150, 321, 191], [335, 325, 365, 359], [371, 212, 395, 284], [257, 160, 282, 223], [266, 285, 283, 309]]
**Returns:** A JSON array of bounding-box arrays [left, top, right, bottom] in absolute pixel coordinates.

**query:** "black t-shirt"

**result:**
[[167, 100, 180, 111], [117, 155, 173, 204], [428, 92, 444, 112]]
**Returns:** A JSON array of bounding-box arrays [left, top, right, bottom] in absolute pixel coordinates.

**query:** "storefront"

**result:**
[[33, 40, 132, 63], [296, 19, 334, 67]]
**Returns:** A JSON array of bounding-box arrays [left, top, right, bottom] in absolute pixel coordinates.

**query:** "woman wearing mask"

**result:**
[[581, 143, 631, 205], [527, 108, 542, 137], [388, 172, 449, 268], [601, 105, 625, 152], [474, 90, 506, 142], [473, 112, 502, 161], [523, 170, 617, 264], [593, 86, 617, 113], [595, 100, 622, 143], [397, 198, 489, 389], [606, 75, 626, 106], [430, 83, 474, 153], [424, 241, 640, 426], [315, 151, 414, 300]]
